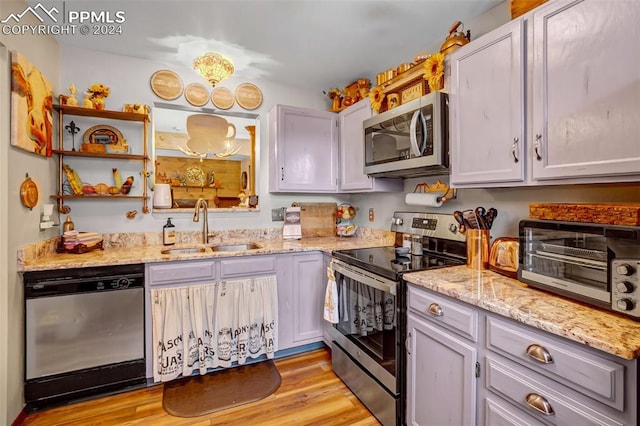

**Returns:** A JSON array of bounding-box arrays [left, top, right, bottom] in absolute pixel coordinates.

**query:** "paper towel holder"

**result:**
[[406, 180, 457, 206]]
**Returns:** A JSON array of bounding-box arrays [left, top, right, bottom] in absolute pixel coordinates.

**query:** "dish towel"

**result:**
[[323, 264, 338, 323]]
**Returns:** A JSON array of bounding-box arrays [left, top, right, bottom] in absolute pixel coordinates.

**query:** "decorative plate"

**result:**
[[184, 83, 209, 107], [185, 166, 206, 186], [20, 176, 39, 210], [211, 87, 234, 109], [150, 70, 184, 100], [83, 125, 124, 145], [234, 83, 263, 110]]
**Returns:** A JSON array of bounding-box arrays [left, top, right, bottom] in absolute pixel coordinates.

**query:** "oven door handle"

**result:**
[[332, 260, 397, 295]]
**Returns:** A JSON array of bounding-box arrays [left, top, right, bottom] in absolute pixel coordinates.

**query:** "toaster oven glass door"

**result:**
[[521, 227, 609, 301]]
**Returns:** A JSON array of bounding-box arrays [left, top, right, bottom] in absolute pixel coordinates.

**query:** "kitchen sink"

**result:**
[[210, 243, 262, 251], [161, 246, 211, 255]]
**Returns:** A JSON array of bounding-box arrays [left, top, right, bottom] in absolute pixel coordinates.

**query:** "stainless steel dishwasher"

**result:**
[[23, 263, 146, 409]]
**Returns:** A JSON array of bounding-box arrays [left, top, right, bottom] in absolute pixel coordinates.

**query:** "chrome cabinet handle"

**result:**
[[525, 393, 554, 416], [534, 133, 543, 160], [428, 303, 443, 317], [281, 167, 284, 181], [511, 137, 519, 163], [406, 331, 412, 355], [526, 344, 554, 364]]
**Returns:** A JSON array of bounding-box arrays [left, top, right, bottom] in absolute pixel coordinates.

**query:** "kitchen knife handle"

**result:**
[[512, 137, 519, 163]]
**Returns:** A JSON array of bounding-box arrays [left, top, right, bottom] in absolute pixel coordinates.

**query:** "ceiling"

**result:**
[[27, 0, 503, 90]]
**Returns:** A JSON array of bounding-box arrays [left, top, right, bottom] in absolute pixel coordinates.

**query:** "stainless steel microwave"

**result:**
[[363, 92, 448, 178], [518, 219, 640, 319]]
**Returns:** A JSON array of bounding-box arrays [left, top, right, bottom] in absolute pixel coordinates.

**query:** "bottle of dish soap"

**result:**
[[163, 218, 176, 246]]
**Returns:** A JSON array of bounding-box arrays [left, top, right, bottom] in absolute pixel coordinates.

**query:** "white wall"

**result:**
[[59, 45, 348, 234], [0, 1, 60, 422]]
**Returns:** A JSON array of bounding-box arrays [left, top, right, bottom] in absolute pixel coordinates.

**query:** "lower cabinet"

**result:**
[[407, 284, 639, 426], [406, 313, 478, 426], [406, 285, 478, 426], [145, 251, 326, 378], [277, 252, 326, 350]]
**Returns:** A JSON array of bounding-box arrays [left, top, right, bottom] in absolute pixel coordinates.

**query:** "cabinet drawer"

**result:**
[[486, 355, 622, 426], [486, 316, 625, 410], [147, 261, 215, 285], [220, 256, 276, 279], [484, 395, 545, 426], [408, 285, 478, 342]]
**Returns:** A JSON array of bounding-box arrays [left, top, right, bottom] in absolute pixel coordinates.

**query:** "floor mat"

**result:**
[[162, 360, 281, 418]]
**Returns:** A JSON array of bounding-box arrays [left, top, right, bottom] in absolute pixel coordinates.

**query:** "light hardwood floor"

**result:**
[[23, 348, 381, 425]]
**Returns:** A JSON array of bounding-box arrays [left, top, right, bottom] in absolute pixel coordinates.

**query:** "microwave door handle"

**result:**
[[409, 110, 422, 157], [409, 111, 427, 157]]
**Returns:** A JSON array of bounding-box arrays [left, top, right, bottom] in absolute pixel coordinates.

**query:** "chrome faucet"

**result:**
[[193, 198, 209, 244]]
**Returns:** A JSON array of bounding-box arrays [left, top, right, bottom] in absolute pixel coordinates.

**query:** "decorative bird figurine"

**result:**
[[120, 176, 134, 195]]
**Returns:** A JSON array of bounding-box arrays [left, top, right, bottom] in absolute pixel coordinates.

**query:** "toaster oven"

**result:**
[[518, 220, 640, 319]]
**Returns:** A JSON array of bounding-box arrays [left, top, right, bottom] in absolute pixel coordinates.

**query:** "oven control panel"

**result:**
[[391, 212, 465, 242], [611, 259, 640, 317]]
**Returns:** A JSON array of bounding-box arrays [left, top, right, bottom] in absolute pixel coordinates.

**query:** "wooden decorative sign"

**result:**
[[184, 83, 209, 107], [211, 87, 234, 109], [150, 70, 184, 100], [235, 83, 263, 110], [401, 80, 425, 104]]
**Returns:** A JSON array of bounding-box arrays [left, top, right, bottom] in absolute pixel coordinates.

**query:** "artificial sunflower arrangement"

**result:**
[[87, 83, 110, 99], [369, 86, 385, 113], [87, 83, 110, 110], [423, 52, 445, 92]]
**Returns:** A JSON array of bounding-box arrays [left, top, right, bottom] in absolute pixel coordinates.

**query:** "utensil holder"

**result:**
[[466, 229, 490, 270]]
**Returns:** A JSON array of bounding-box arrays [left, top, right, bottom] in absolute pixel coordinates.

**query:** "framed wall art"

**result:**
[[10, 50, 54, 157]]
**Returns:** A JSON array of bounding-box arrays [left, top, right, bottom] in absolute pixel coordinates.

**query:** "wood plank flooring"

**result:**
[[23, 348, 381, 425]]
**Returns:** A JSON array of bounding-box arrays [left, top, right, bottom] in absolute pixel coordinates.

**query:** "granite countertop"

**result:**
[[19, 235, 391, 272], [403, 266, 640, 360]]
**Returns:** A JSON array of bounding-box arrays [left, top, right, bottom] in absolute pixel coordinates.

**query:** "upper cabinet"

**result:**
[[450, 0, 640, 187], [269, 101, 402, 193], [338, 100, 402, 192], [449, 18, 525, 186], [530, 0, 640, 180], [269, 105, 339, 193]]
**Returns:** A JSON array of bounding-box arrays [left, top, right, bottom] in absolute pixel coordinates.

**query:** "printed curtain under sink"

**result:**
[[151, 276, 278, 383]]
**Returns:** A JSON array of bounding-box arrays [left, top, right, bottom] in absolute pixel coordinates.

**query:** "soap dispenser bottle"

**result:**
[[163, 218, 176, 246]]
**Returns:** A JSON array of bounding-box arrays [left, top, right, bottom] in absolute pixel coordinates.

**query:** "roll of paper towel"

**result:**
[[405, 192, 443, 207]]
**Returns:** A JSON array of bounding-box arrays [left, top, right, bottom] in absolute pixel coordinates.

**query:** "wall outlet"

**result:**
[[369, 208, 375, 222], [272, 208, 285, 221]]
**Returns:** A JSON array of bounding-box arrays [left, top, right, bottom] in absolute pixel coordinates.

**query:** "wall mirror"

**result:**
[[152, 102, 259, 212]]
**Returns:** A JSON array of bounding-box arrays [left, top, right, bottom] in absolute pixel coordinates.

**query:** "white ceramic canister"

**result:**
[[153, 184, 172, 208]]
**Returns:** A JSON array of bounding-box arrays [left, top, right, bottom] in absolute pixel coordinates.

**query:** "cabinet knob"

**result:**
[[511, 137, 519, 163], [526, 344, 554, 364], [525, 393, 554, 416], [428, 303, 443, 317]]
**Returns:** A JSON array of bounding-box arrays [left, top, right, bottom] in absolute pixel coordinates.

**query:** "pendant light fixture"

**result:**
[[193, 52, 234, 87]]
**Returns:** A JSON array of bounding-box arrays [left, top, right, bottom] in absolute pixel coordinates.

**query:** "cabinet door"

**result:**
[[269, 105, 338, 192], [339, 100, 374, 191], [291, 253, 325, 345], [406, 313, 477, 426], [450, 18, 525, 186], [531, 0, 640, 180]]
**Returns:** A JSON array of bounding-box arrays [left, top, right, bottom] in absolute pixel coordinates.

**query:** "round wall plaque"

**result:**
[[150, 70, 184, 100], [234, 83, 263, 110], [211, 87, 234, 110], [184, 83, 209, 107]]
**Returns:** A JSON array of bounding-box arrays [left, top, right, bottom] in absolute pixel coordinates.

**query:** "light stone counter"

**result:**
[[18, 229, 394, 272], [403, 265, 640, 360]]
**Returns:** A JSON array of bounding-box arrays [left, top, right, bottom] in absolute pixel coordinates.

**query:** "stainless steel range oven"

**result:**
[[331, 212, 466, 425]]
